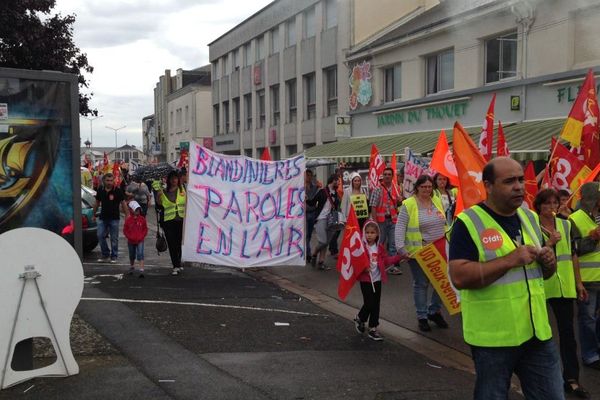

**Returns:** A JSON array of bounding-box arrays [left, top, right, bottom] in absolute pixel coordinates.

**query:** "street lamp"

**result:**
[[106, 125, 127, 151], [82, 115, 103, 147]]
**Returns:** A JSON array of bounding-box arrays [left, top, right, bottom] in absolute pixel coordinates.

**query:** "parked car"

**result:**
[[81, 185, 99, 253]]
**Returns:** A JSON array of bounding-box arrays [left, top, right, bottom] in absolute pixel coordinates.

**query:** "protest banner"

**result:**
[[413, 237, 461, 315], [368, 144, 385, 193], [403, 147, 429, 199], [182, 143, 306, 268]]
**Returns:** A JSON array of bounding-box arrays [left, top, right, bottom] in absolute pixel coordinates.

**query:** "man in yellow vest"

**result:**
[[569, 182, 600, 370], [449, 157, 563, 400]]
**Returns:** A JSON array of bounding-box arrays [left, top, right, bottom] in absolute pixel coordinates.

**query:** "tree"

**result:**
[[0, 0, 97, 116]]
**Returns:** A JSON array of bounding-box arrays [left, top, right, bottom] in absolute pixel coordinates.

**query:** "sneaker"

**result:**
[[386, 266, 403, 275], [310, 255, 317, 268], [171, 268, 180, 276], [318, 262, 330, 271], [418, 319, 431, 332], [354, 317, 365, 334], [564, 380, 591, 399], [368, 329, 383, 341], [110, 259, 117, 264], [428, 313, 449, 329], [97, 257, 109, 263], [139, 272, 145, 279], [584, 360, 600, 370]]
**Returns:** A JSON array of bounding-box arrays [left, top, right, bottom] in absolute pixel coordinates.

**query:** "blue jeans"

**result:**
[[408, 259, 441, 319], [378, 218, 397, 256], [471, 338, 564, 400], [577, 287, 600, 365], [128, 242, 144, 262], [98, 219, 119, 259]]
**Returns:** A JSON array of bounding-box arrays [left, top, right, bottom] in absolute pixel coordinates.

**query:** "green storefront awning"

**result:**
[[305, 118, 566, 163]]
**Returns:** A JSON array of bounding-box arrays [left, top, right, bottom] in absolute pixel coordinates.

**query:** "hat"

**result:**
[[128, 200, 141, 211], [349, 171, 361, 181]]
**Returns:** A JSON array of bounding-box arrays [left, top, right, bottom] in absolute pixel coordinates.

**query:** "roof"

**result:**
[[304, 118, 565, 162]]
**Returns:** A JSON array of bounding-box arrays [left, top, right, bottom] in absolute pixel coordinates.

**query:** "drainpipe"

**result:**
[[511, 1, 535, 122]]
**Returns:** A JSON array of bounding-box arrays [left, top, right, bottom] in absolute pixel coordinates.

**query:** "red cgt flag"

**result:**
[[496, 121, 510, 157], [390, 152, 401, 198], [368, 144, 386, 193], [478, 94, 496, 161], [336, 206, 370, 300], [560, 69, 599, 157], [177, 149, 189, 168], [524, 161, 538, 209], [260, 147, 272, 161], [430, 129, 459, 186], [548, 137, 591, 195]]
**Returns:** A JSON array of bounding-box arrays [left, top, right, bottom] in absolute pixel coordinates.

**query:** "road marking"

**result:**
[[84, 262, 161, 267], [81, 297, 325, 317]]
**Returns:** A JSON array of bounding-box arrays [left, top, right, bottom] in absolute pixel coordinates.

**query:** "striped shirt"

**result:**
[[394, 200, 446, 255]]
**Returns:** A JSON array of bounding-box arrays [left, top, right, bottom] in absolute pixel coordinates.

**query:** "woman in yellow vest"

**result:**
[[395, 174, 448, 332], [341, 172, 369, 229], [534, 189, 590, 398], [432, 173, 458, 224], [154, 170, 186, 276]]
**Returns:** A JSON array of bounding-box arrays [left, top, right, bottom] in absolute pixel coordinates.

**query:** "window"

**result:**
[[426, 49, 454, 94], [213, 105, 220, 135], [232, 49, 239, 70], [271, 85, 280, 126], [304, 73, 316, 120], [485, 31, 517, 83], [270, 27, 279, 54], [286, 18, 296, 47], [233, 98, 240, 133], [384, 64, 401, 102], [115, 151, 121, 160], [243, 42, 252, 66], [286, 79, 297, 123], [325, 0, 337, 29], [223, 101, 230, 133], [256, 35, 265, 61], [286, 145, 297, 157], [222, 55, 229, 75], [244, 94, 252, 130], [170, 111, 174, 130], [184, 105, 189, 131], [257, 90, 265, 128], [212, 62, 219, 80], [325, 67, 337, 116], [304, 7, 315, 38], [176, 108, 182, 132]]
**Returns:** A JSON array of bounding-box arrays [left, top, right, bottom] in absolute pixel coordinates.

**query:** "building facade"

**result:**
[[208, 0, 351, 159], [142, 114, 158, 163], [307, 0, 600, 163], [165, 82, 213, 163], [153, 67, 212, 162]]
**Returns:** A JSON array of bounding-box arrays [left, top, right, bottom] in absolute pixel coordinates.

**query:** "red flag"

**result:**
[[177, 149, 189, 168], [336, 206, 370, 300], [453, 122, 487, 211], [368, 144, 386, 193], [496, 121, 510, 157], [478, 94, 496, 161], [549, 138, 591, 194], [112, 161, 121, 187], [560, 69, 599, 154], [523, 161, 538, 209], [430, 129, 459, 186], [260, 147, 272, 161]]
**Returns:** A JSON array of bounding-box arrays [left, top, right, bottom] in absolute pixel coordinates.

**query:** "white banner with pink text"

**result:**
[[182, 143, 306, 267]]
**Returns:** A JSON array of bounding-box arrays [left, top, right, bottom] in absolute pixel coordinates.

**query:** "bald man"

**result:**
[[449, 157, 562, 400]]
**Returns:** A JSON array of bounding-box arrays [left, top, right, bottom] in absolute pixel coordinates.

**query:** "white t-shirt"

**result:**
[[368, 243, 381, 282]]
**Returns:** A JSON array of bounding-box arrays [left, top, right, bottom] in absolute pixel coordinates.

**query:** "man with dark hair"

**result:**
[[93, 173, 128, 263], [304, 169, 319, 261], [449, 157, 562, 399], [370, 166, 401, 274]]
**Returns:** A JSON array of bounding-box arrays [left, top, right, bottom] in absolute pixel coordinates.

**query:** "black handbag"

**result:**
[[325, 190, 345, 231], [155, 210, 168, 253]]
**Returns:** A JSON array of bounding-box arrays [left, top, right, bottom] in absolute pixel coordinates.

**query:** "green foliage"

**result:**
[[0, 0, 97, 115]]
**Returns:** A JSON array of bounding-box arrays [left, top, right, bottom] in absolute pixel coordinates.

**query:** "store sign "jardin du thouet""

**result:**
[[377, 101, 469, 128]]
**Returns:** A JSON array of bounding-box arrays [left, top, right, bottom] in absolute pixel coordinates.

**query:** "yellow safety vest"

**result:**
[[569, 209, 600, 282], [161, 189, 186, 221], [543, 218, 576, 299], [403, 196, 446, 255], [457, 205, 552, 347]]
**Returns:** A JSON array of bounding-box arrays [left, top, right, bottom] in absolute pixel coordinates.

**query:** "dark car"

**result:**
[[81, 185, 99, 253]]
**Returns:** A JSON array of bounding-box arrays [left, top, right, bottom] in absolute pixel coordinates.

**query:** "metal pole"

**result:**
[[105, 125, 127, 155], [83, 115, 102, 147]]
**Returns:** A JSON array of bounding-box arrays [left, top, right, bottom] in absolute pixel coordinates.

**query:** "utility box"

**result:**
[[0, 67, 82, 257]]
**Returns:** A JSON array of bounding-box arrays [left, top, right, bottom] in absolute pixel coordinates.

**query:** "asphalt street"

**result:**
[[1, 210, 592, 399]]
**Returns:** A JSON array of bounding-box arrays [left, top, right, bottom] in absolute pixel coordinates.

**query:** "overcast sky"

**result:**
[[55, 0, 272, 148]]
